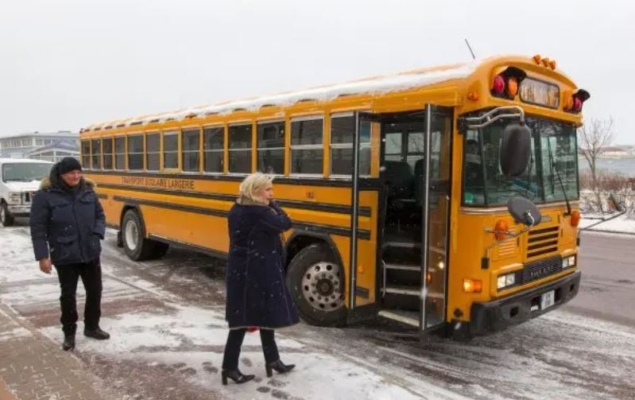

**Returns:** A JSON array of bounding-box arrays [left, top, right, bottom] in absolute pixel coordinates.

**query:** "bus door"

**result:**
[[420, 105, 453, 333], [347, 112, 381, 323]]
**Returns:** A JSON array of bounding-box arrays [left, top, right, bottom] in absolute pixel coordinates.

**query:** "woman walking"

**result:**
[[222, 173, 299, 385]]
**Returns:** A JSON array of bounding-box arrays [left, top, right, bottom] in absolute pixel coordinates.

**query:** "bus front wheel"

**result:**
[[286, 243, 347, 327], [121, 209, 169, 261]]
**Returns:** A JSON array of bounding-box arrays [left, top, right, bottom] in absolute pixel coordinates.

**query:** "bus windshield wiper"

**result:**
[[548, 143, 572, 216]]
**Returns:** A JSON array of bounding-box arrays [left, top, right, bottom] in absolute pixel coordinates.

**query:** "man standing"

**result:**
[[29, 157, 110, 351]]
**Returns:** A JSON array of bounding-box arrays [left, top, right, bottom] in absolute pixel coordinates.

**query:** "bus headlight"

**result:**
[[497, 273, 516, 290], [562, 255, 576, 269]]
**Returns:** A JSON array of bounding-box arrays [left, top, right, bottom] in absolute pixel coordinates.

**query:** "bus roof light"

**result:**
[[549, 60, 557, 70], [541, 57, 551, 67], [492, 75, 505, 94], [564, 89, 591, 114], [572, 97, 582, 112], [533, 54, 542, 64], [506, 77, 519, 98]]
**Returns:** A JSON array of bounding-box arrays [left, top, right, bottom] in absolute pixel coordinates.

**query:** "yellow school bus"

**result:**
[[80, 54, 588, 339]]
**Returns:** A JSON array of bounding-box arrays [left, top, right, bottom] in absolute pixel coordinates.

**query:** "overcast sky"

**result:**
[[1, 0, 633, 143]]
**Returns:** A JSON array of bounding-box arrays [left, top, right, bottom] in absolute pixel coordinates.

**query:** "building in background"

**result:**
[[0, 131, 79, 162]]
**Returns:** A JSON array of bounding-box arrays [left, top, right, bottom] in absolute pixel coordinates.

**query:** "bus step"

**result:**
[[378, 310, 419, 327], [383, 241, 421, 250], [382, 285, 420, 296], [383, 263, 419, 272]]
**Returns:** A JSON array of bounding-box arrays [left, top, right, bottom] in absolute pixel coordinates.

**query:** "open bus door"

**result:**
[[346, 112, 381, 324], [347, 106, 452, 334], [419, 105, 453, 334], [348, 106, 453, 333]]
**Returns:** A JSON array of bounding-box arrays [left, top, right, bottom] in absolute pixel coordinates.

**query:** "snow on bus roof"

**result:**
[[87, 57, 491, 130]]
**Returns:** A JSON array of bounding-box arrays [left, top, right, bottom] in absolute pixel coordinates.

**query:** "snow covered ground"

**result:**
[[2, 224, 635, 399]]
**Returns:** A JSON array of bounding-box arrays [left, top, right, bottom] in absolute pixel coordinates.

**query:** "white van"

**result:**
[[0, 158, 54, 227]]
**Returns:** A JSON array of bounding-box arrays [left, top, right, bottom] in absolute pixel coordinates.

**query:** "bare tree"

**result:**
[[578, 117, 615, 212], [578, 117, 615, 188]]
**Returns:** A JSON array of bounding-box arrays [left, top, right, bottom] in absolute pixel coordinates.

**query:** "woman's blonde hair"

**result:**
[[238, 172, 274, 203]]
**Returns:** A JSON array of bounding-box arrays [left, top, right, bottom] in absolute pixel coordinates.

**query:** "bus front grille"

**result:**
[[522, 255, 563, 284], [526, 226, 559, 259]]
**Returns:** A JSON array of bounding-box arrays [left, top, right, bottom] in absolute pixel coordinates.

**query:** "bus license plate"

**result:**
[[541, 290, 555, 310]]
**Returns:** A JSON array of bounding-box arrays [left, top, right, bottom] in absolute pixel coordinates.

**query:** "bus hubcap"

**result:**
[[125, 220, 139, 251], [0, 207, 5, 224], [301, 262, 344, 311]]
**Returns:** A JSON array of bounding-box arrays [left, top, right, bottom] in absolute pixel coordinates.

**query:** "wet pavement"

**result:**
[[1, 223, 634, 400]]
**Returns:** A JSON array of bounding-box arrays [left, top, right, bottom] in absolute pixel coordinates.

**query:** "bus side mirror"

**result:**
[[508, 197, 542, 227], [500, 123, 531, 177]]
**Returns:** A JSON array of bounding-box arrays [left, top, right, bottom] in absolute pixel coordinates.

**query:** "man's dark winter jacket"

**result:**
[[29, 164, 106, 266]]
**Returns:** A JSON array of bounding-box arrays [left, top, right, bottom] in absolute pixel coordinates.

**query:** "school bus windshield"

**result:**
[[463, 116, 579, 206]]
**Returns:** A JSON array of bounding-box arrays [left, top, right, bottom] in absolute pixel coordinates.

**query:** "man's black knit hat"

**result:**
[[58, 157, 82, 175]]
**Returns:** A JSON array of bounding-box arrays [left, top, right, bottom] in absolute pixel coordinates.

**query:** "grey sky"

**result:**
[[1, 0, 633, 143]]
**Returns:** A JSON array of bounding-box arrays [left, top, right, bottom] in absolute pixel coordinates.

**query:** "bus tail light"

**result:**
[[463, 279, 482, 293], [570, 210, 581, 227]]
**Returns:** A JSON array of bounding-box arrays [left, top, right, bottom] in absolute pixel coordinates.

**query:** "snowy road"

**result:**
[[1, 223, 634, 400]]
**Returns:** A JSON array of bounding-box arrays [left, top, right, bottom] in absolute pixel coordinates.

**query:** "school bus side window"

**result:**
[[163, 131, 179, 170], [257, 121, 285, 174], [115, 137, 125, 170], [203, 127, 224, 173], [330, 114, 371, 176], [91, 139, 102, 170], [81, 140, 91, 167], [146, 133, 160, 171], [228, 124, 252, 174], [128, 135, 144, 171], [103, 138, 113, 170], [290, 118, 323, 175], [182, 129, 201, 172]]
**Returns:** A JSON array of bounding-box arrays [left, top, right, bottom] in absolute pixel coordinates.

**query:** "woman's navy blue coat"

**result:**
[[225, 197, 299, 330]]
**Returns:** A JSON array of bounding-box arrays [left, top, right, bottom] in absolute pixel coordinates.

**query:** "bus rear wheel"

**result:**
[[122, 209, 169, 261], [286, 243, 347, 327]]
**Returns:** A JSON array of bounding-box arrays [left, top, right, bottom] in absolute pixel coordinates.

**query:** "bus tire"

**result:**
[[286, 243, 347, 327], [0, 202, 15, 227], [121, 209, 157, 261]]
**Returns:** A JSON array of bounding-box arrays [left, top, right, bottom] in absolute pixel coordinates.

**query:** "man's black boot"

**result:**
[[63, 334, 75, 351], [84, 327, 110, 340]]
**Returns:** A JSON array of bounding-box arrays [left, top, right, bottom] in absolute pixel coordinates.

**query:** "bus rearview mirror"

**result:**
[[507, 197, 542, 227], [499, 123, 531, 177]]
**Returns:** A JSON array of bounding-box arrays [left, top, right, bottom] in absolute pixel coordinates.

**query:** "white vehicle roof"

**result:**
[[0, 158, 54, 164]]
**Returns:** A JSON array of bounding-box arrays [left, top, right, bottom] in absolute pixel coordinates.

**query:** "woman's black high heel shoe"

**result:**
[[265, 359, 295, 378], [221, 369, 255, 385]]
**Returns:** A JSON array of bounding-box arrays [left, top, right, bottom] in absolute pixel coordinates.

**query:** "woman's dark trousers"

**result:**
[[222, 328, 280, 370]]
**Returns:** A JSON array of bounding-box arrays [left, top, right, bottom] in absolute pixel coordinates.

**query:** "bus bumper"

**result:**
[[469, 270, 581, 336]]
